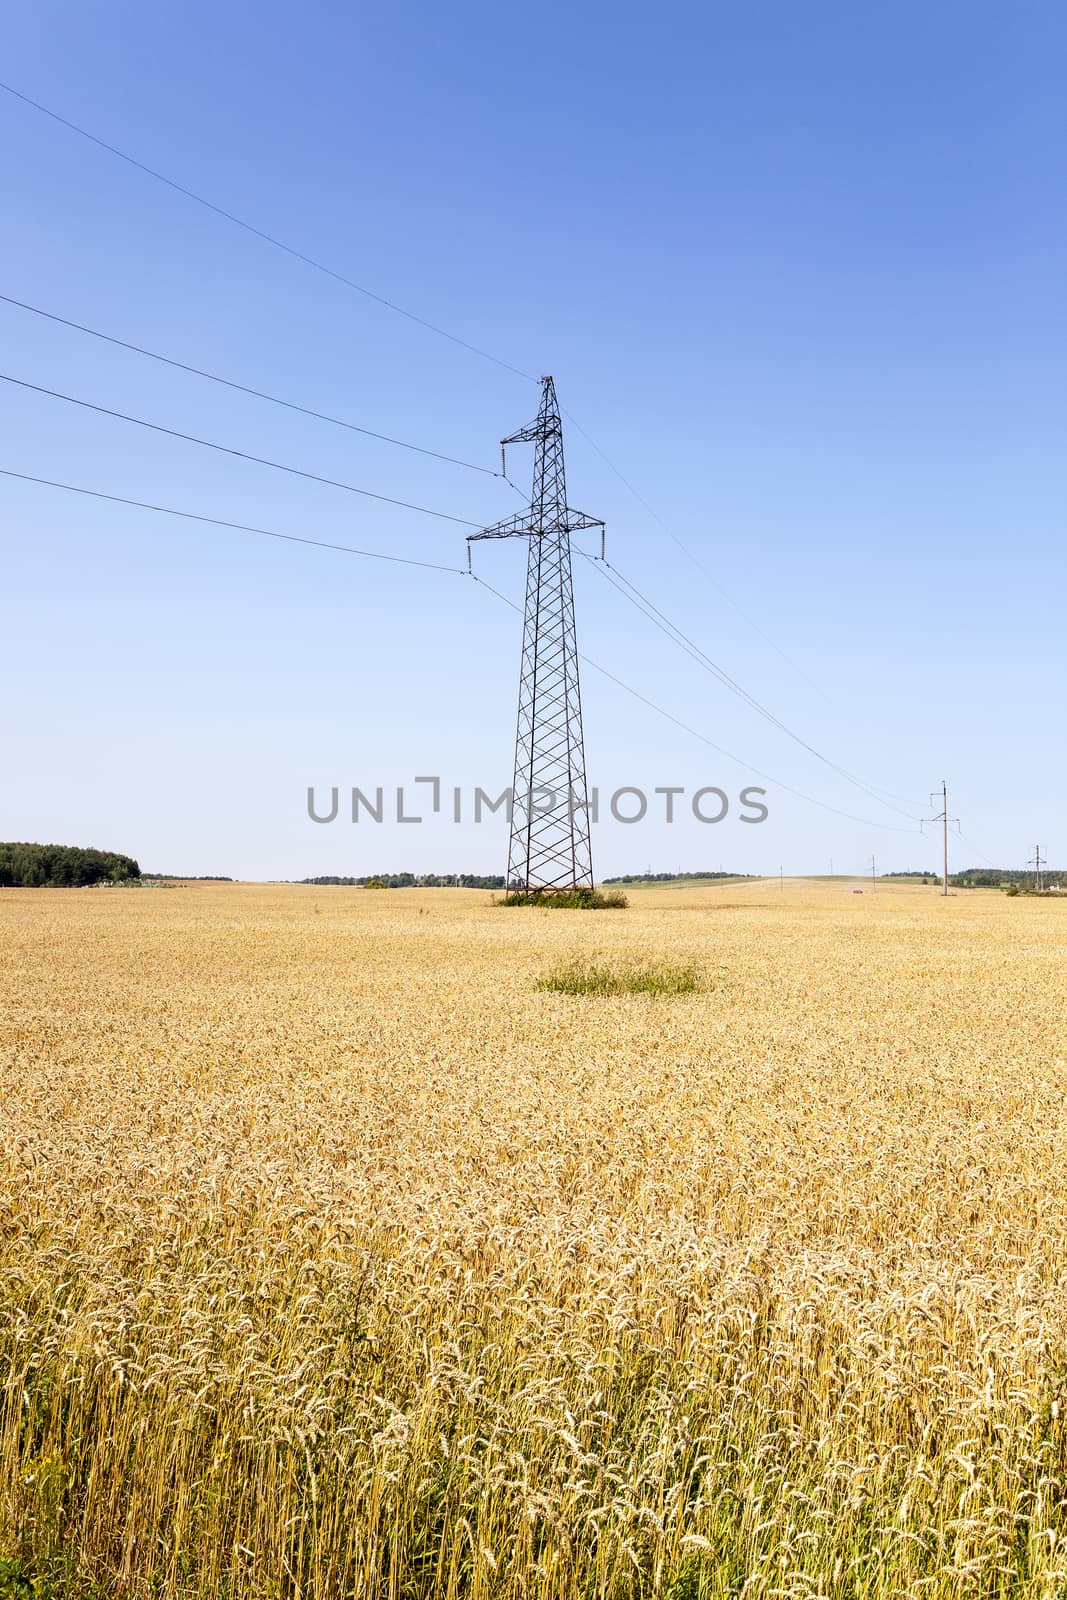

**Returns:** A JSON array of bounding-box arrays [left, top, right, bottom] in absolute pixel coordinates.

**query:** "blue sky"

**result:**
[[3, 1, 1064, 879]]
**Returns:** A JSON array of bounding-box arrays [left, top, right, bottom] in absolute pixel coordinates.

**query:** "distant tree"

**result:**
[[0, 842, 140, 888], [298, 872, 506, 889], [602, 870, 755, 884]]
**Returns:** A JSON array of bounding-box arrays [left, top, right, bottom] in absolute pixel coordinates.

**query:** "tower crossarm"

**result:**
[[468, 507, 604, 544], [467, 508, 605, 570], [501, 422, 547, 446]]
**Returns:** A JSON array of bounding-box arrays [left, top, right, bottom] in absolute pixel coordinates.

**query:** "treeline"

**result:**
[[602, 870, 756, 884], [142, 874, 234, 882], [955, 867, 1064, 889], [0, 842, 141, 888], [884, 867, 1065, 888], [301, 873, 506, 889]]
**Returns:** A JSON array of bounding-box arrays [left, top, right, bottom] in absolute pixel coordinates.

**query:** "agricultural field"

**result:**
[[2, 879, 1066, 1598]]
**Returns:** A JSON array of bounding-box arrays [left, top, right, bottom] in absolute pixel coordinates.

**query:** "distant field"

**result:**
[[2, 881, 1066, 1598]]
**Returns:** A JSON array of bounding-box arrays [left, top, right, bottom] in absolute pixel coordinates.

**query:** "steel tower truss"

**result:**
[[468, 376, 604, 894]]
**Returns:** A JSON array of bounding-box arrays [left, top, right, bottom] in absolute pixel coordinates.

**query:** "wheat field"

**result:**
[[2, 879, 1066, 1598]]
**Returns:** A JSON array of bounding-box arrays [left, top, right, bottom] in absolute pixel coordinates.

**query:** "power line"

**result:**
[[0, 467, 465, 573], [581, 552, 924, 821], [0, 85, 995, 858], [0, 290, 500, 477], [0, 371, 481, 526], [0, 285, 926, 818], [470, 571, 921, 835], [0, 80, 534, 384]]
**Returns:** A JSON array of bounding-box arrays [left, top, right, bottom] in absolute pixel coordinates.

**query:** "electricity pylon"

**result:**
[[922, 780, 959, 896], [468, 376, 604, 894], [1028, 845, 1044, 893]]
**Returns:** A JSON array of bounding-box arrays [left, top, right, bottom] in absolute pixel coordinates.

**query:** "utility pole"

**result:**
[[1028, 845, 1044, 894], [468, 377, 604, 895], [829, 856, 834, 878], [922, 780, 959, 897], [871, 853, 876, 892], [780, 863, 784, 892]]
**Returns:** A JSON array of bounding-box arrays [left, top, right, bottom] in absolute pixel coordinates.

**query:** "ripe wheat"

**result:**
[[1, 880, 1065, 1597]]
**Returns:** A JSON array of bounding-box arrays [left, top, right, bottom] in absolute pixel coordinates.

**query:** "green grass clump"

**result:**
[[500, 887, 628, 909], [536, 959, 701, 996], [0, 1561, 34, 1600]]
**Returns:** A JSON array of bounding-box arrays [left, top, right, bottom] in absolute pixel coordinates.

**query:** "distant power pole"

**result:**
[[923, 780, 959, 897], [1028, 845, 1045, 893], [829, 856, 834, 878], [779, 863, 784, 892], [871, 854, 877, 892], [468, 376, 604, 894]]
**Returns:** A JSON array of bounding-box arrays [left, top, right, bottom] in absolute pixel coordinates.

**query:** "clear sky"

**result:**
[[3, 1, 1064, 880]]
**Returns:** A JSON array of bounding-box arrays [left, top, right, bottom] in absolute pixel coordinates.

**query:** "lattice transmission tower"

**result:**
[[468, 376, 604, 895]]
